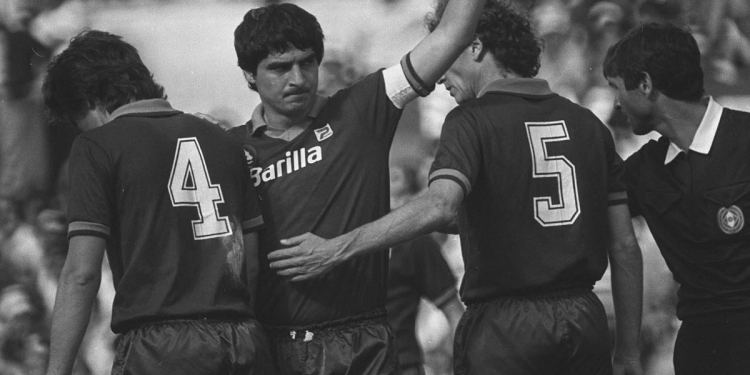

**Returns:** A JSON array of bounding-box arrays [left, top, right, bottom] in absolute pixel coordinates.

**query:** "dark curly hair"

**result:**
[[43, 29, 166, 124], [427, 0, 542, 78], [234, 3, 325, 77], [603, 22, 703, 101]]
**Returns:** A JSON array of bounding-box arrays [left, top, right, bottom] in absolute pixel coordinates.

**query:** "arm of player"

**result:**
[[244, 232, 260, 311], [46, 235, 105, 375], [607, 204, 644, 375], [268, 179, 464, 281], [408, 0, 486, 87]]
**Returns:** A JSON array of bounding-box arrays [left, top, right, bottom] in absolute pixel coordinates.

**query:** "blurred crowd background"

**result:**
[[0, 0, 748, 374]]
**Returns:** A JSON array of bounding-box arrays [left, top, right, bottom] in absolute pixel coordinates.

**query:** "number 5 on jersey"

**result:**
[[525, 121, 580, 227], [168, 137, 231, 239]]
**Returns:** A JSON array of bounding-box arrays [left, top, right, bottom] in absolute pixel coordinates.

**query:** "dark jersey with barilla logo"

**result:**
[[429, 79, 626, 304], [67, 100, 263, 333], [228, 71, 403, 326]]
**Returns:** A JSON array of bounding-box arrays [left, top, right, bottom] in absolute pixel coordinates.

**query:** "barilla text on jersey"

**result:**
[[250, 146, 322, 186]]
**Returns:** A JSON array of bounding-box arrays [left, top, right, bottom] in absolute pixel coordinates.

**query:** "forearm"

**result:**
[[342, 192, 455, 259], [609, 240, 643, 357], [46, 272, 101, 375]]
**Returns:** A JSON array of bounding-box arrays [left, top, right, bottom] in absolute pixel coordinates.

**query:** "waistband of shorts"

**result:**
[[465, 286, 593, 306], [681, 307, 750, 326], [118, 316, 256, 333], [264, 309, 387, 335]]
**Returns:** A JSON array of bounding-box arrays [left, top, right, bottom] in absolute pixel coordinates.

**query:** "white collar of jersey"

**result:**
[[664, 97, 724, 165], [110, 99, 176, 120], [250, 94, 328, 135], [478, 78, 554, 98]]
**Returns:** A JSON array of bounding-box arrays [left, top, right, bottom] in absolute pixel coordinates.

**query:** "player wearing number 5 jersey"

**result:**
[[42, 30, 276, 375], [268, 2, 643, 375]]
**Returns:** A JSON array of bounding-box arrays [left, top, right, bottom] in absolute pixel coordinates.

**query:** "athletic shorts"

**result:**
[[112, 318, 276, 375], [673, 308, 750, 375], [265, 311, 398, 375], [454, 288, 612, 375]]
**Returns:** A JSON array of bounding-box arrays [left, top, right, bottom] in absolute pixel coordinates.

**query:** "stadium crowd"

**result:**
[[0, 0, 748, 374]]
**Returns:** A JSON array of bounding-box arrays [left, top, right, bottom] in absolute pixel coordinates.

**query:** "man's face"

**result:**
[[249, 47, 319, 120], [440, 47, 477, 105], [606, 75, 655, 135]]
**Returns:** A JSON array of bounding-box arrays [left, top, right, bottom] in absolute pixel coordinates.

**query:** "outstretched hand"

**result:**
[[268, 232, 351, 281]]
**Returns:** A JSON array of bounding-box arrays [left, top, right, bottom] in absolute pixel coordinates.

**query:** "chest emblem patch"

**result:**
[[718, 205, 744, 235], [315, 124, 333, 142]]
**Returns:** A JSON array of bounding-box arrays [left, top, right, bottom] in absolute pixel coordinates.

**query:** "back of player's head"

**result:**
[[603, 22, 704, 101], [427, 0, 542, 78], [43, 29, 166, 124], [234, 3, 325, 75]]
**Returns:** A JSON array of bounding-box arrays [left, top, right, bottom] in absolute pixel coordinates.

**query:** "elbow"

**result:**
[[431, 195, 459, 228], [60, 268, 101, 288]]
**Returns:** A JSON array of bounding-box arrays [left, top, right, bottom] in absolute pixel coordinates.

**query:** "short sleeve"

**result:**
[[428, 107, 482, 198], [240, 144, 263, 232], [602, 126, 628, 207], [67, 136, 114, 239], [622, 152, 643, 217]]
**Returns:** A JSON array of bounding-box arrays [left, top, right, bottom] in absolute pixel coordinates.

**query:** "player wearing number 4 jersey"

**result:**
[[269, 2, 643, 375], [42, 30, 275, 375]]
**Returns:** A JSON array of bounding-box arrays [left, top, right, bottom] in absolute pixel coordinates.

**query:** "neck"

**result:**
[[656, 96, 709, 151], [263, 105, 311, 131], [476, 63, 520, 98]]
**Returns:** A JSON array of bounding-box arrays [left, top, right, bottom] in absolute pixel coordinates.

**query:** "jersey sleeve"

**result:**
[[409, 236, 458, 307], [428, 107, 481, 198], [239, 144, 263, 233], [67, 136, 114, 239], [622, 151, 643, 217], [602, 125, 628, 207]]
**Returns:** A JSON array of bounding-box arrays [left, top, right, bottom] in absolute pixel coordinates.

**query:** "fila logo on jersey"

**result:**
[[244, 150, 254, 167], [315, 124, 333, 142], [250, 146, 323, 186]]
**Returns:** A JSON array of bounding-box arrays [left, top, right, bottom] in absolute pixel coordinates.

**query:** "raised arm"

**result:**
[[408, 0, 486, 87], [607, 204, 644, 375], [268, 179, 464, 281], [46, 235, 105, 375]]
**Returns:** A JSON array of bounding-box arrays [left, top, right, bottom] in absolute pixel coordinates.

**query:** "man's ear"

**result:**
[[470, 37, 484, 61], [243, 70, 257, 91], [640, 72, 654, 96]]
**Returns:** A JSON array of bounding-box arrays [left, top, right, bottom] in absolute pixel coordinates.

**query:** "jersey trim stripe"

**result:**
[[383, 64, 419, 109], [432, 287, 459, 308], [68, 221, 110, 239], [607, 191, 628, 206], [242, 216, 264, 232], [400, 53, 435, 97], [429, 168, 472, 197]]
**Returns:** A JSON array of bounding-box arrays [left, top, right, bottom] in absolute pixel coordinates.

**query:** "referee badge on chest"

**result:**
[[717, 205, 744, 235]]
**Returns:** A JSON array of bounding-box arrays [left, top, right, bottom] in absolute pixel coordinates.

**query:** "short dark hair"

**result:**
[[234, 3, 325, 75], [427, 0, 542, 78], [603, 22, 704, 101], [43, 29, 166, 123]]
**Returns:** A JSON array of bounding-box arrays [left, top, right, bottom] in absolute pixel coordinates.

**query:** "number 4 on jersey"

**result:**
[[525, 121, 581, 227], [168, 137, 231, 239]]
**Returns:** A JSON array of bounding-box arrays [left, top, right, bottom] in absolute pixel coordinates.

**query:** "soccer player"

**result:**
[[603, 22, 750, 375], [228, 1, 484, 373], [268, 2, 644, 375], [43, 30, 275, 375]]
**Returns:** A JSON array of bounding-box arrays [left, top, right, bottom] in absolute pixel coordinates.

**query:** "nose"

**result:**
[[288, 64, 305, 86]]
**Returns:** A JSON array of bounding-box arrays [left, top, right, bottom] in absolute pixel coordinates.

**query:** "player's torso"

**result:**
[[459, 94, 612, 301], [90, 114, 251, 330], [235, 74, 401, 326]]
